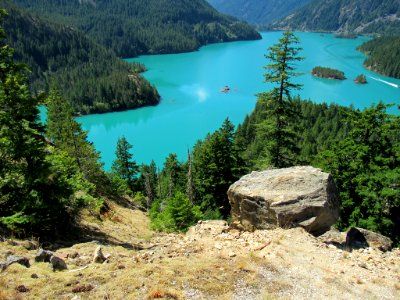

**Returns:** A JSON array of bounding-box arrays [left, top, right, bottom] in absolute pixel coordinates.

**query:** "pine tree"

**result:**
[[193, 118, 243, 217], [186, 150, 195, 204], [257, 31, 303, 168], [0, 12, 73, 234], [111, 136, 139, 191], [46, 87, 106, 192], [141, 160, 157, 210], [318, 103, 400, 245]]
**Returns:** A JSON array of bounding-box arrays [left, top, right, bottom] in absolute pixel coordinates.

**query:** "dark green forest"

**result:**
[[358, 36, 400, 79], [0, 3, 160, 115], [11, 0, 261, 58]]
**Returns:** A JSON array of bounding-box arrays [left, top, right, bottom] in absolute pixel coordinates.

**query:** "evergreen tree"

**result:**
[[163, 154, 182, 199], [193, 118, 243, 217], [0, 12, 73, 234], [256, 31, 303, 168], [186, 150, 195, 204], [141, 161, 158, 210], [318, 103, 400, 244], [150, 192, 202, 232], [112, 136, 139, 191], [46, 87, 107, 192]]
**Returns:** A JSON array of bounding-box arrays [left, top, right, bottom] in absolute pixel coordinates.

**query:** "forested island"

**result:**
[[312, 66, 346, 80], [354, 74, 367, 84]]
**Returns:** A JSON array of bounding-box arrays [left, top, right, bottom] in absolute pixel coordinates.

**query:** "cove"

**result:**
[[79, 32, 400, 170]]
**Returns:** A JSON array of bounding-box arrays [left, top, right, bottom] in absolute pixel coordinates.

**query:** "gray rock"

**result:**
[[7, 255, 30, 268], [228, 166, 340, 235], [93, 246, 106, 263], [346, 227, 392, 252], [49, 255, 67, 271], [0, 255, 30, 271], [35, 248, 54, 263]]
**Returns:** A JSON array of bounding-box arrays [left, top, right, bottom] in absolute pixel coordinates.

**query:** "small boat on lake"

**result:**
[[220, 85, 231, 93]]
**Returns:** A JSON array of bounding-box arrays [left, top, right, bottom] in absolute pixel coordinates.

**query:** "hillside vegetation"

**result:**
[[12, 0, 261, 58], [272, 0, 400, 35], [358, 36, 400, 79], [207, 0, 311, 25], [0, 3, 160, 114]]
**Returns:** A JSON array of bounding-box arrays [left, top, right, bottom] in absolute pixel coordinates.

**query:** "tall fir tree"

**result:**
[[46, 87, 107, 192], [141, 160, 158, 210], [186, 150, 195, 204], [0, 11, 73, 234], [193, 118, 243, 217], [318, 103, 400, 244], [111, 136, 139, 191], [256, 31, 303, 168]]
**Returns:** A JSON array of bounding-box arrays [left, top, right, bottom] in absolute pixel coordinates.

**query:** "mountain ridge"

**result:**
[[271, 0, 400, 35], [11, 0, 261, 58]]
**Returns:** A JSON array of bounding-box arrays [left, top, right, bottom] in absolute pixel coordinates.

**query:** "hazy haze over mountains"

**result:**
[[207, 0, 311, 25], [271, 0, 400, 35]]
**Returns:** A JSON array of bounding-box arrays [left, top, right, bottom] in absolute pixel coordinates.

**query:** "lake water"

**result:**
[[79, 32, 400, 169]]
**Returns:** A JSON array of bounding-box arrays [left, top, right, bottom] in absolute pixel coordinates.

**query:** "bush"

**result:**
[[150, 192, 203, 232]]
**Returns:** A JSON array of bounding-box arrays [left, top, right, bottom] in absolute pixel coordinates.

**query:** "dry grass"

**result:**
[[1, 201, 400, 299]]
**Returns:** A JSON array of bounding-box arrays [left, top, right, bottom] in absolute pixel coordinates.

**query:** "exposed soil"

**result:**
[[0, 201, 399, 299]]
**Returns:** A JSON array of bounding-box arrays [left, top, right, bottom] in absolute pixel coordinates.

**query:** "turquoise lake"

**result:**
[[79, 32, 400, 169]]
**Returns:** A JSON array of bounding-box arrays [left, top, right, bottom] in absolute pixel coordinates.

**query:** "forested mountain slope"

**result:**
[[271, 0, 400, 35], [207, 0, 311, 25], [11, 0, 261, 58], [0, 3, 160, 114], [358, 36, 400, 79]]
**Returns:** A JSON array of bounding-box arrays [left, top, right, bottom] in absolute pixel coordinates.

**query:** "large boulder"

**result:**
[[228, 166, 340, 235]]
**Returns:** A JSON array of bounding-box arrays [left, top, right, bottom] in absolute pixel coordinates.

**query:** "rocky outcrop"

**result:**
[[228, 166, 340, 235], [346, 227, 392, 252]]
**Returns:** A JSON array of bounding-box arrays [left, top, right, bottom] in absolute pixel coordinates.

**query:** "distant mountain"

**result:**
[[271, 0, 400, 35], [11, 0, 261, 58], [0, 3, 160, 115], [207, 0, 311, 25]]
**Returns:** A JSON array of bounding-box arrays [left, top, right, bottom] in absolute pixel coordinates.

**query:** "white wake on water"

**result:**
[[368, 76, 399, 88]]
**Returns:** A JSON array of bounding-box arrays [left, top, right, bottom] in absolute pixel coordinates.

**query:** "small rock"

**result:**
[[93, 246, 106, 264], [35, 249, 54, 263], [69, 252, 80, 259], [50, 256, 68, 271], [15, 285, 30, 293], [31, 273, 39, 279], [358, 262, 368, 269], [72, 284, 94, 293], [228, 252, 236, 257]]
